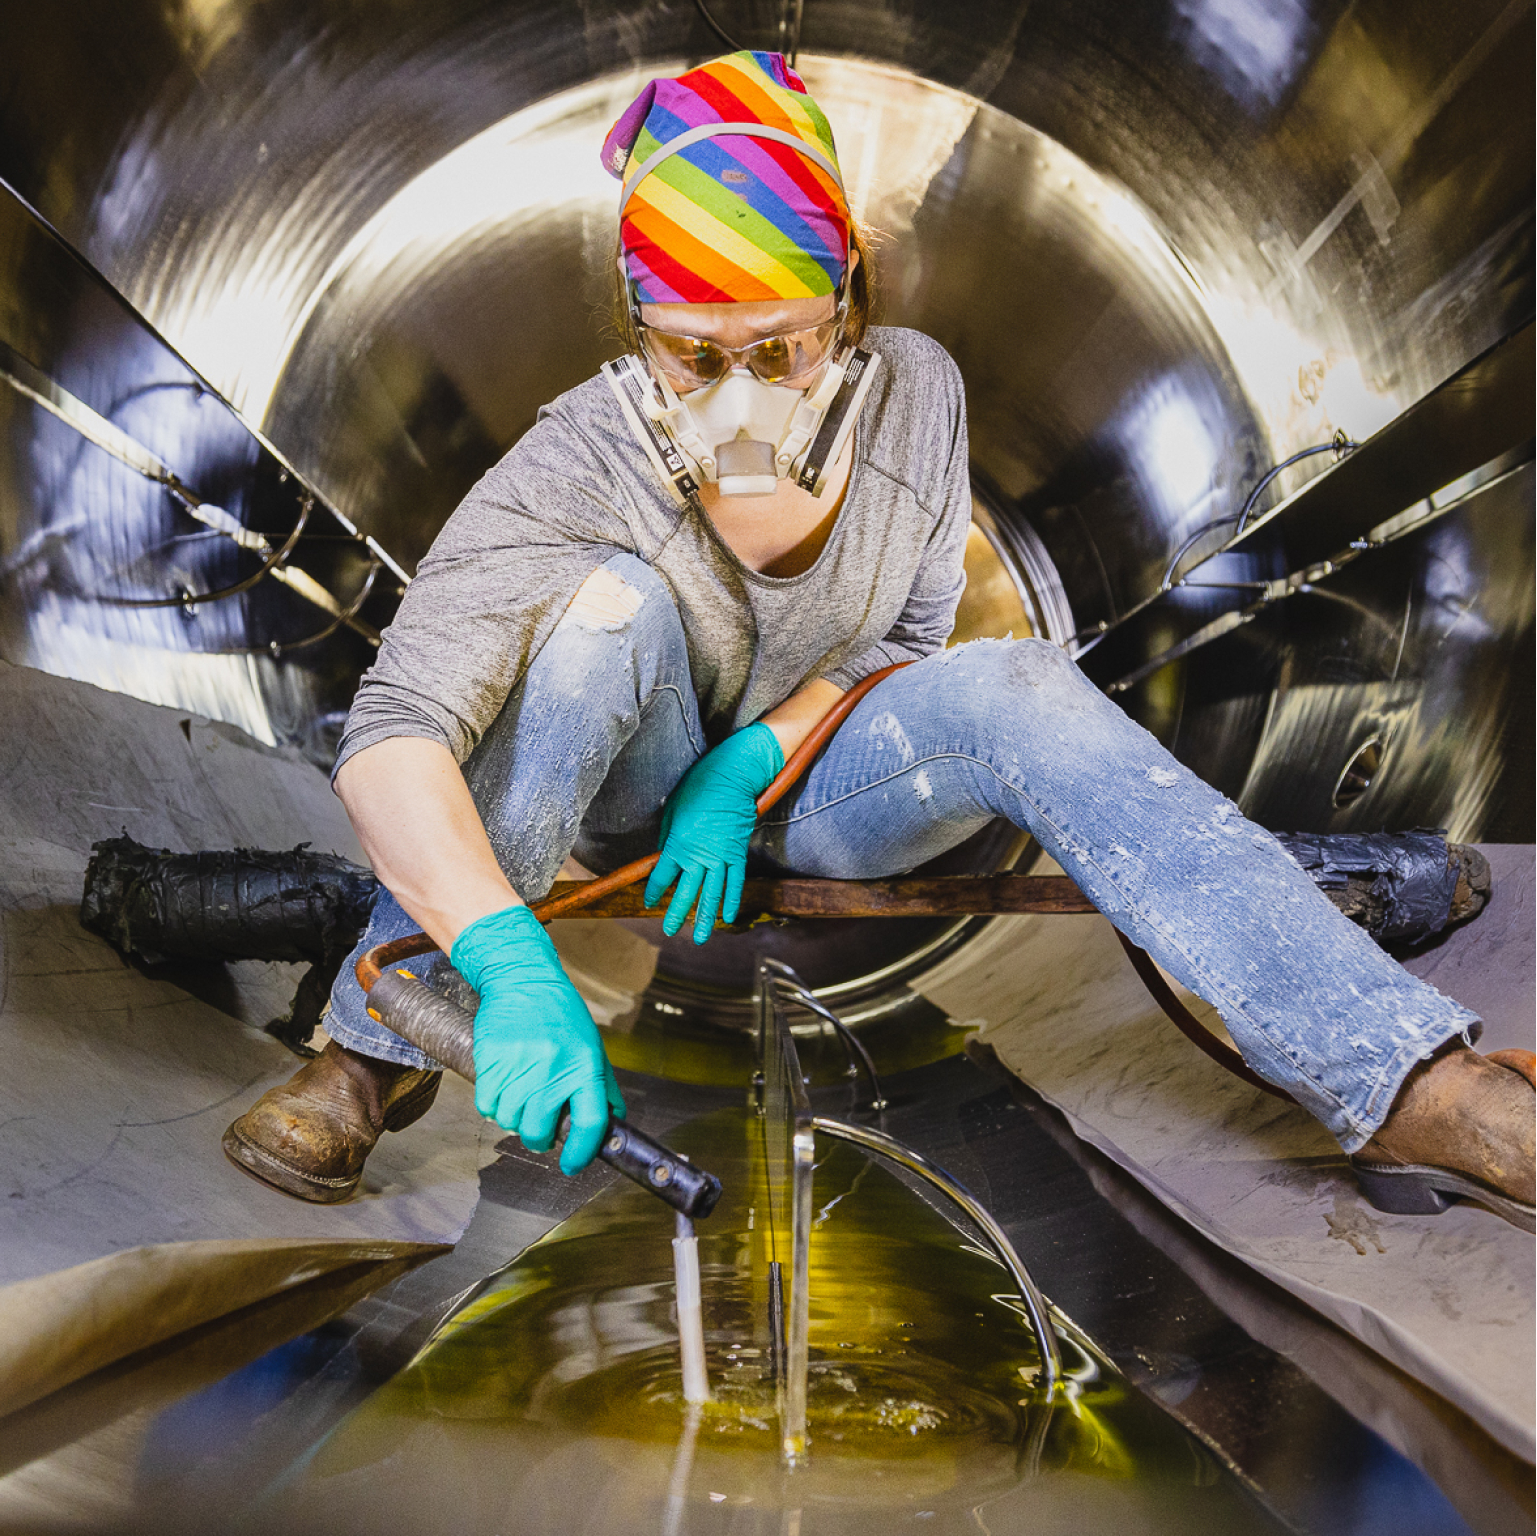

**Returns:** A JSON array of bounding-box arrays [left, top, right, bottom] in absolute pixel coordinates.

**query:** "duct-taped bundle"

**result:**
[[79, 836, 380, 1052]]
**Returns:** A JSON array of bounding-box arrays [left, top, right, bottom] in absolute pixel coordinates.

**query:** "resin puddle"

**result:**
[[245, 1108, 1289, 1536]]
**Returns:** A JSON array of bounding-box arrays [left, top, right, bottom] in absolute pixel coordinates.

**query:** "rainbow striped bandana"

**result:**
[[601, 51, 849, 304]]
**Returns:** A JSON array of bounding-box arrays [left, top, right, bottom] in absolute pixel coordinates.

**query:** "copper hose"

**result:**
[[356, 662, 910, 991], [350, 660, 1288, 1110], [1112, 931, 1294, 1102]]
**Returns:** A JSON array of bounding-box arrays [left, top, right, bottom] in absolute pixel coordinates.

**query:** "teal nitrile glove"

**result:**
[[644, 721, 785, 945], [450, 905, 625, 1175]]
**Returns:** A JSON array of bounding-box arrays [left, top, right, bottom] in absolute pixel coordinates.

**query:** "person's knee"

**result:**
[[906, 639, 1090, 770], [942, 636, 1083, 711], [538, 556, 685, 684], [1000, 635, 1077, 686], [557, 554, 674, 642]]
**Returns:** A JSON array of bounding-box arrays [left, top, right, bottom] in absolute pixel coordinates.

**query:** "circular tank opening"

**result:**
[[258, 60, 1256, 1058]]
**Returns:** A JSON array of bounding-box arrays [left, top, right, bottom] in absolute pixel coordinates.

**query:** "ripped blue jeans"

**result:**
[[327, 553, 1477, 1151]]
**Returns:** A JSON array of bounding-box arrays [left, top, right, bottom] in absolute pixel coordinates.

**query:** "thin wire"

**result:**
[[693, 0, 744, 51], [1161, 431, 1358, 589], [1160, 515, 1242, 592], [224, 559, 382, 657], [1233, 430, 1357, 536], [95, 499, 312, 609]]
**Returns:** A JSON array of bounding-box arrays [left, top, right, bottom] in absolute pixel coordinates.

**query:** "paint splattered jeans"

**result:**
[[328, 553, 1477, 1151]]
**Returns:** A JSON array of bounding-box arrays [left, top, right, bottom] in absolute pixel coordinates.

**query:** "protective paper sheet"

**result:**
[[0, 661, 496, 1399], [0, 1237, 445, 1418], [915, 847, 1535, 1462]]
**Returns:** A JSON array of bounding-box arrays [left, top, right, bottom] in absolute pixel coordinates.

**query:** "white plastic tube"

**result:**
[[672, 1213, 710, 1405]]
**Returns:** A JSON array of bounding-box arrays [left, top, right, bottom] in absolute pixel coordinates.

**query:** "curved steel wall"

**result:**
[[0, 4, 1531, 998]]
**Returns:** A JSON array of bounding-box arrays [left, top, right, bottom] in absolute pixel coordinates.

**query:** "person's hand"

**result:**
[[450, 905, 624, 1174], [644, 722, 784, 944]]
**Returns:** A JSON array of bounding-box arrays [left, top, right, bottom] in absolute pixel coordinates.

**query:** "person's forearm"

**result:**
[[334, 737, 522, 953], [760, 677, 845, 761]]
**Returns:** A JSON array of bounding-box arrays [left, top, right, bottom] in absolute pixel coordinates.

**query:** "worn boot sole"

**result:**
[[1351, 1158, 1536, 1233], [222, 1121, 362, 1203], [221, 1071, 442, 1205]]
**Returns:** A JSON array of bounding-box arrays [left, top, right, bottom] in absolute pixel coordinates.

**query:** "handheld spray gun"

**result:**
[[360, 962, 720, 1401], [354, 664, 906, 1403]]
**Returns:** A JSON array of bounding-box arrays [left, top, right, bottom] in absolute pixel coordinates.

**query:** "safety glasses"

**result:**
[[633, 294, 846, 391]]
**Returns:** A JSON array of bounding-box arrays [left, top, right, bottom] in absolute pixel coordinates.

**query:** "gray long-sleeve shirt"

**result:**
[[335, 325, 971, 777]]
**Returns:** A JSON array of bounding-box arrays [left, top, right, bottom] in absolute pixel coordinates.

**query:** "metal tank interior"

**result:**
[[0, 2, 1532, 1534]]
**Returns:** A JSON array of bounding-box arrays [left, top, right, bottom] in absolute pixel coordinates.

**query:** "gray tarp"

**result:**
[[0, 660, 497, 1405], [917, 847, 1535, 1462]]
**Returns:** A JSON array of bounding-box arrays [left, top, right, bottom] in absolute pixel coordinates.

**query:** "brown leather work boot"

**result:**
[[1352, 1046, 1535, 1232], [223, 1041, 441, 1204]]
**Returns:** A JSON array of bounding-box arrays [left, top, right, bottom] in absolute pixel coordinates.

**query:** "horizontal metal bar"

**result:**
[[541, 873, 1098, 921]]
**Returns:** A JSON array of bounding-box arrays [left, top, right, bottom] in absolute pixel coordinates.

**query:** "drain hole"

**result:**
[[1333, 738, 1383, 808]]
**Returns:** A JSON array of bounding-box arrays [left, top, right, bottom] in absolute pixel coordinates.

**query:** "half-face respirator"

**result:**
[[604, 92, 875, 501], [603, 342, 880, 503]]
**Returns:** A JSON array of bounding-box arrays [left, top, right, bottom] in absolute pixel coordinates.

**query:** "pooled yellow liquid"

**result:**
[[262, 1109, 1285, 1535]]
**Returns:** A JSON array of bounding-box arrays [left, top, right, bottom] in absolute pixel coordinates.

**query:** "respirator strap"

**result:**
[[602, 356, 698, 508], [796, 347, 881, 496]]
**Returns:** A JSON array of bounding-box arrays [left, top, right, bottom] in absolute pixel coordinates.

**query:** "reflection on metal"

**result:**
[[1, 3, 1530, 964], [757, 958, 1062, 1468], [954, 496, 1077, 651], [1084, 324, 1536, 685], [948, 516, 1035, 647], [1103, 451, 1532, 697], [106, 497, 312, 612], [0, 340, 187, 486], [1333, 738, 1384, 809], [778, 0, 806, 67], [0, 182, 407, 751], [809, 1117, 1063, 1396], [692, 0, 745, 58], [0, 290, 380, 643]]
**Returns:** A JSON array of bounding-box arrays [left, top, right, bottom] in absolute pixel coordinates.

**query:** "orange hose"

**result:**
[[357, 663, 910, 991]]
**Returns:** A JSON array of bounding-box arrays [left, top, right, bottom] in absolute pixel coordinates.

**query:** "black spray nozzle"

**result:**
[[596, 1115, 722, 1219]]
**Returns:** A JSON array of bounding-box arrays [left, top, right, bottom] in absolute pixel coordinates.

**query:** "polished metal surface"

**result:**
[[1, 2, 1531, 997], [0, 187, 403, 758], [812, 1114, 1065, 1390], [0, 1054, 1513, 1534]]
